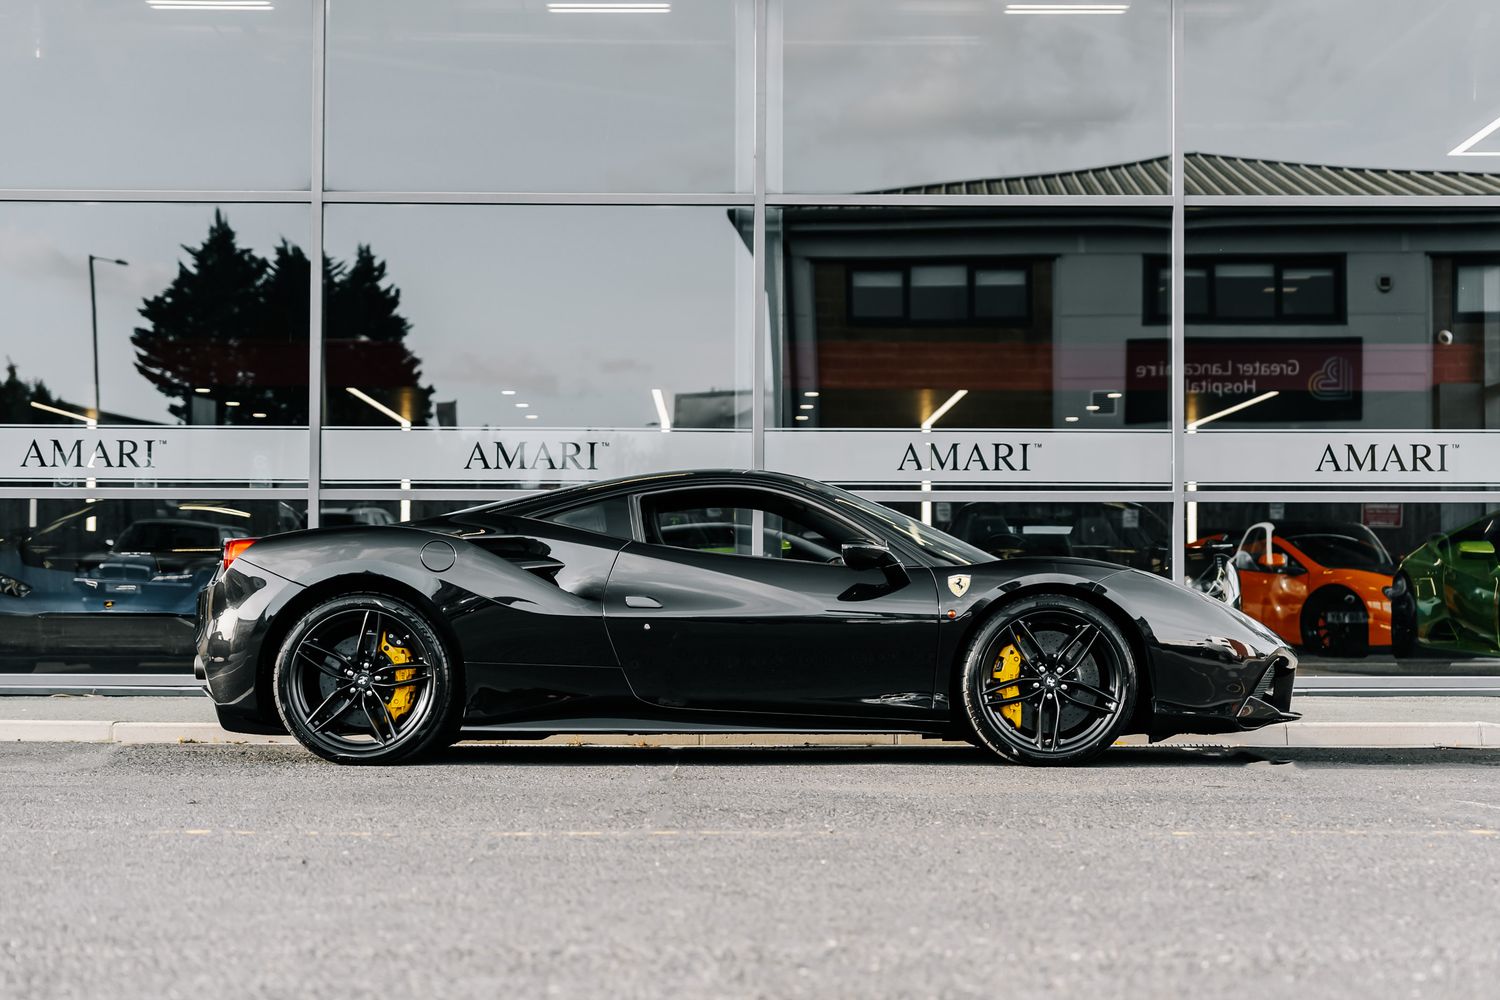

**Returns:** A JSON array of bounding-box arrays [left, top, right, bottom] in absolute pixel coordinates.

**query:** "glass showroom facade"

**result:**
[[4, 0, 1500, 680]]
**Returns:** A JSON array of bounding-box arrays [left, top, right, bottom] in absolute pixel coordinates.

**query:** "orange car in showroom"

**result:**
[[1224, 521, 1395, 657]]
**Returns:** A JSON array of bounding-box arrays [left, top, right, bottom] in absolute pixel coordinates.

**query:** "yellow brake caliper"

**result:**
[[992, 644, 1023, 728], [379, 632, 417, 722]]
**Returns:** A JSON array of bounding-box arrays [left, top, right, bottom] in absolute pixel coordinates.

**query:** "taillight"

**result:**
[[222, 537, 257, 571]]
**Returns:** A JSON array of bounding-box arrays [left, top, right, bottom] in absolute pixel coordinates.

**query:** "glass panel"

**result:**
[[1185, 500, 1500, 676], [885, 500, 1173, 578], [1455, 264, 1500, 317], [849, 270, 904, 321], [769, 207, 1170, 431], [1213, 263, 1275, 319], [1180, 210, 1500, 454], [0, 497, 305, 674], [1281, 266, 1338, 319], [326, 0, 751, 193], [0, 0, 311, 190], [0, 203, 311, 487], [322, 204, 752, 488], [973, 269, 1027, 321], [1183, 0, 1500, 194], [908, 266, 967, 323], [775, 0, 1170, 194]]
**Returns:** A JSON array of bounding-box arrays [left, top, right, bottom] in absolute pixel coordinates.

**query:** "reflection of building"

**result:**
[[672, 389, 750, 430], [773, 155, 1500, 433]]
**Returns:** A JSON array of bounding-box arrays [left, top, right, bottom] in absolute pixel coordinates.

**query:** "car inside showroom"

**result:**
[[4, 0, 1500, 689]]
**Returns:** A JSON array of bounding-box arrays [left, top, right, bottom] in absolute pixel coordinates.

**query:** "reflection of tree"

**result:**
[[323, 246, 434, 427], [131, 211, 433, 427], [1, 360, 66, 424]]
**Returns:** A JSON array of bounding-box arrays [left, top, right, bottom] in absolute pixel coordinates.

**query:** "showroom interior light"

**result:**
[[920, 389, 968, 431], [29, 400, 95, 426], [179, 504, 250, 518], [1186, 389, 1280, 431], [651, 388, 672, 432], [1004, 4, 1130, 14], [346, 387, 411, 430], [547, 3, 671, 13], [1448, 112, 1500, 157]]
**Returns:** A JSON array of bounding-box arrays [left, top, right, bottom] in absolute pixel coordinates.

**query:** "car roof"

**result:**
[[475, 469, 828, 514]]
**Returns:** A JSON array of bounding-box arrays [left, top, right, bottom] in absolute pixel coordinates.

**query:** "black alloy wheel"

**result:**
[[1300, 588, 1369, 658], [273, 594, 456, 764], [960, 594, 1137, 766]]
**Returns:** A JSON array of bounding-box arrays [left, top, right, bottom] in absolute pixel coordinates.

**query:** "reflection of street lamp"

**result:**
[[88, 255, 129, 422]]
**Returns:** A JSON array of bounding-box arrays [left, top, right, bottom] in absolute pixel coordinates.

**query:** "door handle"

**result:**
[[624, 595, 662, 609]]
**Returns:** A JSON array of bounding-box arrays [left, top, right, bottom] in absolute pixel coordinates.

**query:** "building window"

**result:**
[[1146, 256, 1344, 324], [846, 263, 1031, 325], [1455, 263, 1500, 319]]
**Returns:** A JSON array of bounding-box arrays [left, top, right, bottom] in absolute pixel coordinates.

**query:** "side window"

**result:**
[[643, 489, 863, 563], [541, 496, 633, 540]]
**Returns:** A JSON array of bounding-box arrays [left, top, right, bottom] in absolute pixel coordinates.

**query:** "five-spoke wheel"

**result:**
[[273, 594, 456, 764], [960, 594, 1136, 765]]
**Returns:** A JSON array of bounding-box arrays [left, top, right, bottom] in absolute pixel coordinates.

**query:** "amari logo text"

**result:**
[[465, 439, 609, 472], [20, 437, 162, 470]]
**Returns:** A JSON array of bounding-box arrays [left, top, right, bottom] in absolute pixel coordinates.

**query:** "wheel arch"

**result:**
[[254, 572, 467, 727], [1297, 582, 1366, 644], [946, 581, 1156, 735]]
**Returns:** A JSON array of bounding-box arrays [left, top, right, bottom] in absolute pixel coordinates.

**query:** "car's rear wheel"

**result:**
[[960, 594, 1137, 766], [273, 593, 456, 765], [1300, 587, 1369, 658]]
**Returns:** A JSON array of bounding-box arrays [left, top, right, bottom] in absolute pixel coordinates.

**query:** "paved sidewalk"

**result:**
[[2, 694, 1499, 749]]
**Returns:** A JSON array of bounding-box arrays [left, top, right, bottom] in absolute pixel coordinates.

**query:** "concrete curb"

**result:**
[[4, 720, 1500, 749]]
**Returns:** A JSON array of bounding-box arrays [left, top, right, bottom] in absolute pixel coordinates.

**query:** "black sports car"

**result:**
[[196, 470, 1298, 765]]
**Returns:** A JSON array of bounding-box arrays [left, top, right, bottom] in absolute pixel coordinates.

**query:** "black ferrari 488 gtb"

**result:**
[[196, 470, 1297, 765]]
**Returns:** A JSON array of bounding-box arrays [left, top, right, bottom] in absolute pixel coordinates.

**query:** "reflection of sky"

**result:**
[[325, 205, 750, 429], [1184, 0, 1500, 173], [0, 0, 311, 189], [0, 204, 308, 424]]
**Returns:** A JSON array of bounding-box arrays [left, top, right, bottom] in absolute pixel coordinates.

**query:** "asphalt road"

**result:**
[[2, 743, 1498, 1000]]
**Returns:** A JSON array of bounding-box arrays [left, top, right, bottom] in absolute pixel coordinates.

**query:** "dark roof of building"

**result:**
[[884, 153, 1500, 197]]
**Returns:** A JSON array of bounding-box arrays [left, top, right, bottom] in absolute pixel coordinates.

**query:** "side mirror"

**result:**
[[1457, 540, 1496, 560], [1260, 552, 1288, 568], [842, 541, 897, 571]]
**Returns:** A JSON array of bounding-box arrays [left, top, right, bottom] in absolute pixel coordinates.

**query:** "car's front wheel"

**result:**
[[273, 593, 457, 764], [959, 594, 1137, 766]]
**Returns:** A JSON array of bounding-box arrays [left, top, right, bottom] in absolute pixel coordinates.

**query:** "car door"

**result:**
[[1441, 522, 1500, 646], [603, 484, 941, 719]]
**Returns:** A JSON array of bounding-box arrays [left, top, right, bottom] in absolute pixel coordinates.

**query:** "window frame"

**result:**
[[1144, 254, 1346, 325], [1453, 258, 1500, 322], [845, 258, 1034, 327]]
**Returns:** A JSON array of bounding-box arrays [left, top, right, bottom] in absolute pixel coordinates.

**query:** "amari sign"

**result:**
[[1187, 432, 1491, 486], [766, 431, 1170, 486], [2, 426, 308, 484]]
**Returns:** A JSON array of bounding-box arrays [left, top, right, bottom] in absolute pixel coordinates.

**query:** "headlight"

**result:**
[[0, 573, 32, 598], [1383, 576, 1407, 599]]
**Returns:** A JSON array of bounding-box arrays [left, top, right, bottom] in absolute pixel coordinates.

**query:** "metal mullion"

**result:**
[[1189, 491, 1500, 504], [1186, 195, 1500, 209], [768, 193, 1174, 208], [1169, 0, 1185, 586], [751, 0, 768, 471], [0, 190, 312, 203], [0, 487, 309, 500], [320, 191, 753, 206], [855, 491, 1174, 504], [307, 0, 327, 527], [317, 489, 544, 503]]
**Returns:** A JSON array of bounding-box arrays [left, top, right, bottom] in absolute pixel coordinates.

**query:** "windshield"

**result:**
[[1285, 529, 1394, 573], [812, 482, 992, 566]]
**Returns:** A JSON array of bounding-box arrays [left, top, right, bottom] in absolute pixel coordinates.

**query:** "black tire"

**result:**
[[1391, 575, 1418, 658], [1300, 587, 1369, 658], [959, 594, 1138, 766], [273, 593, 458, 765]]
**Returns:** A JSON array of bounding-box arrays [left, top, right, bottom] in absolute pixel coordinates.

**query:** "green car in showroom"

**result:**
[[1390, 511, 1500, 657]]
